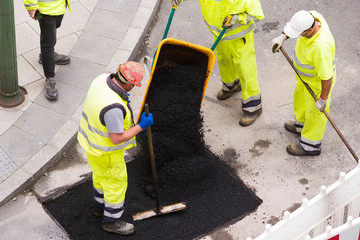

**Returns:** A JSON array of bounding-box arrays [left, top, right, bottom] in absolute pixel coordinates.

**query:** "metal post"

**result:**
[[0, 0, 26, 108]]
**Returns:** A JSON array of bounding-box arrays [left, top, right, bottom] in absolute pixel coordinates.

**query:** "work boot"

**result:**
[[284, 120, 302, 134], [217, 82, 242, 100], [45, 77, 58, 100], [93, 208, 103, 217], [102, 219, 135, 236], [239, 108, 263, 127], [39, 52, 70, 65], [286, 142, 321, 156]]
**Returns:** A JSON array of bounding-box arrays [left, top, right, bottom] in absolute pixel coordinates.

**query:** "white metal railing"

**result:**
[[247, 163, 360, 240]]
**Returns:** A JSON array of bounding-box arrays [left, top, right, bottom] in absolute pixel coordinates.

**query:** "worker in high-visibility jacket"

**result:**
[[171, 0, 264, 126], [272, 10, 336, 156], [23, 0, 71, 101], [77, 62, 153, 235]]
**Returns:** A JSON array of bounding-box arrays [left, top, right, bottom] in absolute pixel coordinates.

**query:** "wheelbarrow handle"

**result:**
[[211, 15, 231, 51], [162, 7, 177, 40]]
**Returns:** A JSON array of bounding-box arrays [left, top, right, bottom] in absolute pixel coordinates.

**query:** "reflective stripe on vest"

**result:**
[[293, 51, 335, 78], [78, 126, 136, 153], [204, 14, 260, 41]]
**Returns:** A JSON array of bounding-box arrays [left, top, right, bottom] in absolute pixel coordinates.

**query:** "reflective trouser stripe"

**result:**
[[215, 32, 261, 113], [86, 151, 128, 222], [93, 187, 104, 208], [295, 120, 304, 132], [104, 201, 125, 223], [294, 76, 335, 153]]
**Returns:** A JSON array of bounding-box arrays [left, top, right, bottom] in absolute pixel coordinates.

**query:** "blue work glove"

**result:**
[[315, 98, 327, 112], [138, 112, 153, 130]]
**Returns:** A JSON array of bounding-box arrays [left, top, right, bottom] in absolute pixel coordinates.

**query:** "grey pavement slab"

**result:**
[[84, 8, 132, 41], [0, 126, 44, 167], [97, 0, 139, 15], [0, 148, 18, 183], [70, 32, 120, 65], [34, 81, 87, 118], [55, 57, 106, 91], [14, 103, 68, 143], [0, 192, 70, 240]]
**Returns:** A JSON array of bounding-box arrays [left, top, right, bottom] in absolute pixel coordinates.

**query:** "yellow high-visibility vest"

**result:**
[[23, 0, 71, 15], [199, 0, 264, 41], [78, 74, 136, 157]]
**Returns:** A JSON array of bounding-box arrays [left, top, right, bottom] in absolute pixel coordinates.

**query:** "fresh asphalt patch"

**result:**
[[44, 54, 262, 239]]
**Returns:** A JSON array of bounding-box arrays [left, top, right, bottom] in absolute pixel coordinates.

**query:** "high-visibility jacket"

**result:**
[[23, 0, 71, 15], [78, 74, 136, 157], [292, 11, 336, 153], [199, 0, 264, 41]]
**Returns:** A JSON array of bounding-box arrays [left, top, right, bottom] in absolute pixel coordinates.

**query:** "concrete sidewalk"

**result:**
[[0, 0, 160, 208]]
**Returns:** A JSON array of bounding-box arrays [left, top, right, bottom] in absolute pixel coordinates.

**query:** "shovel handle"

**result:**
[[144, 104, 161, 212], [211, 15, 231, 51], [280, 47, 359, 163]]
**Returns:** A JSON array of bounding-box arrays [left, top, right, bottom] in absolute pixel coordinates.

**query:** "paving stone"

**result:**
[[13, 104, 68, 143], [15, 23, 39, 55], [55, 57, 105, 91], [57, 2, 91, 39], [0, 126, 44, 167], [0, 148, 17, 183], [34, 81, 87, 118], [84, 8, 132, 41], [97, 0, 139, 15], [70, 32, 120, 65]]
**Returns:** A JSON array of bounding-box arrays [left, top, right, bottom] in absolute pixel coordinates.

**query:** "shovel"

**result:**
[[132, 104, 186, 221]]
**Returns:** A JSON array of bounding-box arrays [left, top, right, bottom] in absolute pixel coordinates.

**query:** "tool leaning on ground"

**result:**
[[279, 47, 359, 163], [132, 104, 186, 221]]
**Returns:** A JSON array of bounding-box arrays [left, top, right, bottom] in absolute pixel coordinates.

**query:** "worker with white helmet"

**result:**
[[272, 10, 336, 156], [77, 61, 153, 235], [172, 0, 264, 126]]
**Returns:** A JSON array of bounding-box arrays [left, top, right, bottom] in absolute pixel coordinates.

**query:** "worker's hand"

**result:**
[[27, 9, 38, 19], [138, 112, 153, 130], [272, 34, 287, 53], [171, 0, 182, 7], [315, 98, 327, 112], [222, 14, 239, 29]]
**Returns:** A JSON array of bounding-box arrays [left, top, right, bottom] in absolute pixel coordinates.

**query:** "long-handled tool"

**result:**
[[280, 47, 359, 163], [133, 104, 186, 221]]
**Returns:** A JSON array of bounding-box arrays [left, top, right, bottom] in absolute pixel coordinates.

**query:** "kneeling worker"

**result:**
[[77, 61, 153, 235]]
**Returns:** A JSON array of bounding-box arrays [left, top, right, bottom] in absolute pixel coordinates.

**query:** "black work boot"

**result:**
[[45, 78, 58, 100], [39, 52, 70, 65], [284, 120, 302, 134], [217, 81, 242, 100], [239, 107, 263, 127], [102, 219, 135, 236], [286, 143, 321, 156]]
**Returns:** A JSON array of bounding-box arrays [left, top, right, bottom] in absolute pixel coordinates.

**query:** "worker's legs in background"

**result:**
[[87, 152, 134, 235], [216, 33, 262, 126], [38, 14, 69, 100]]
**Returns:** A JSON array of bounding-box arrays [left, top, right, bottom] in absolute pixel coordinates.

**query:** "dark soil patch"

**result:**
[[45, 46, 261, 240]]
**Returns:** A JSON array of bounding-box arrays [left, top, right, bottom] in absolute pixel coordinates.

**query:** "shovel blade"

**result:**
[[133, 202, 186, 221]]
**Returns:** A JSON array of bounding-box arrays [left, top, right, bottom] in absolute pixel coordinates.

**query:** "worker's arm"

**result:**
[[108, 125, 143, 145], [107, 111, 153, 145], [320, 77, 333, 100], [315, 77, 333, 112]]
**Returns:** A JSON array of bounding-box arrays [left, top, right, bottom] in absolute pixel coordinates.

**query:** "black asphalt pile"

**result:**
[[45, 64, 261, 240]]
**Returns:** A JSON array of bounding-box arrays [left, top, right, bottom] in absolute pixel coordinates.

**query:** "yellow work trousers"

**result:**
[[215, 32, 261, 112], [87, 151, 128, 205], [294, 75, 335, 153]]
